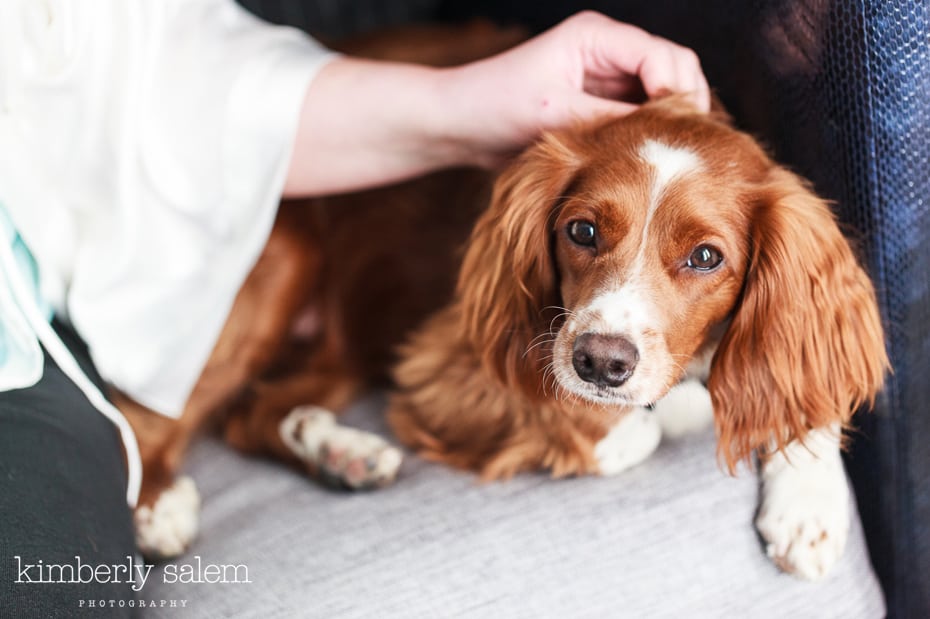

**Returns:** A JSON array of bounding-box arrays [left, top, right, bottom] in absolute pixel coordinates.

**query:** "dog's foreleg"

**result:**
[[279, 406, 403, 489], [653, 377, 714, 439], [116, 393, 204, 561], [134, 476, 201, 560], [594, 407, 662, 475], [755, 425, 850, 580]]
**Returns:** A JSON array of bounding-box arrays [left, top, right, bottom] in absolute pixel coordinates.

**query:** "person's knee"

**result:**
[[1, 382, 137, 616]]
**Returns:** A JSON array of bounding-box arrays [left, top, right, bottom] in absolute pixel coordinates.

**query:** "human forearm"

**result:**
[[283, 57, 470, 197], [282, 12, 710, 198]]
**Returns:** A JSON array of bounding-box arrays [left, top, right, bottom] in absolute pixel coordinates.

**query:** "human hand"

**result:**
[[440, 11, 711, 166], [285, 12, 709, 196]]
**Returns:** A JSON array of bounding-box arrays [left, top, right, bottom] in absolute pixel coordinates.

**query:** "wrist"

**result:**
[[432, 62, 519, 169]]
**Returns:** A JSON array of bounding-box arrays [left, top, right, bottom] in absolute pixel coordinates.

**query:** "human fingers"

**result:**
[[566, 12, 710, 112], [562, 90, 640, 124], [664, 41, 711, 112], [636, 41, 710, 111], [582, 73, 645, 102]]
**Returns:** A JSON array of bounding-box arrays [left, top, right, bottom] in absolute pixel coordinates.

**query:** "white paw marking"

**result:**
[[654, 378, 714, 439], [280, 406, 403, 489], [755, 428, 850, 580], [134, 476, 200, 560], [595, 407, 661, 475]]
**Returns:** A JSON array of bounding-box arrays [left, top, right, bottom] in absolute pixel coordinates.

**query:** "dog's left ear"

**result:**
[[709, 167, 889, 471], [457, 131, 581, 394]]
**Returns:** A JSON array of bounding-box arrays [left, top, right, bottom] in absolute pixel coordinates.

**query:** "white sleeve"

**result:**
[[2, 0, 337, 416], [135, 0, 336, 233]]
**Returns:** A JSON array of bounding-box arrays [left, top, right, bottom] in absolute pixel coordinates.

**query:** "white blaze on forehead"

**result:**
[[639, 139, 702, 204], [629, 140, 703, 275]]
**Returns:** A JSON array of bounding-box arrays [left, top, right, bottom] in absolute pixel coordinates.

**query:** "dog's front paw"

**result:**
[[653, 378, 714, 439], [756, 484, 849, 581], [134, 476, 201, 561], [595, 407, 661, 475], [280, 406, 403, 490], [756, 436, 850, 580]]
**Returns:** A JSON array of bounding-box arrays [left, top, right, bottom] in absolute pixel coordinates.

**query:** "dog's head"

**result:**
[[458, 97, 888, 469]]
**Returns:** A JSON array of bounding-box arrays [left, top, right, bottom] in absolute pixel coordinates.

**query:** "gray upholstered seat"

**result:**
[[144, 395, 884, 618]]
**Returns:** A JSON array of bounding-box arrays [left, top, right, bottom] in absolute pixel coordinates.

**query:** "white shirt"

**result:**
[[0, 0, 334, 505], [0, 0, 333, 415]]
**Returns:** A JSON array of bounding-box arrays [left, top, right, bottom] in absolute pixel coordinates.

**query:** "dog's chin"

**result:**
[[552, 376, 648, 409], [582, 390, 639, 407]]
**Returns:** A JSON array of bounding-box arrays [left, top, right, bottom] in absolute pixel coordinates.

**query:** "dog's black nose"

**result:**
[[572, 332, 639, 388]]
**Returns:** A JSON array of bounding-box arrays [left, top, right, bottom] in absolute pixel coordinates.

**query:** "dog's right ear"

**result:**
[[458, 132, 581, 393]]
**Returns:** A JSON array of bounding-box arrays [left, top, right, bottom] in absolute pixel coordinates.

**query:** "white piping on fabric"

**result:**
[[0, 226, 142, 508]]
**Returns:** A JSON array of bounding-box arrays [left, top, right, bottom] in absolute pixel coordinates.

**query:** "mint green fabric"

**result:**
[[0, 202, 51, 375], [0, 202, 50, 320]]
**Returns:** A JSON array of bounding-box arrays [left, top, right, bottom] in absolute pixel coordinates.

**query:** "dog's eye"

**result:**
[[687, 245, 723, 271], [568, 220, 597, 247]]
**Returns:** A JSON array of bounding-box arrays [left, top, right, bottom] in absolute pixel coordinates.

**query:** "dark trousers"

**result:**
[[0, 321, 136, 617]]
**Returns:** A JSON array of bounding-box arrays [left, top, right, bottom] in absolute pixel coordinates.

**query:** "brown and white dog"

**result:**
[[118, 26, 888, 582], [387, 100, 889, 579]]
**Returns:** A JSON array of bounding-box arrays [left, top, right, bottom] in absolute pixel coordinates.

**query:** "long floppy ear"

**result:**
[[709, 167, 889, 471], [458, 132, 581, 393]]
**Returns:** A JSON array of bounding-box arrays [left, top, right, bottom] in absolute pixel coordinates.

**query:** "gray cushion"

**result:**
[[144, 395, 884, 618]]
